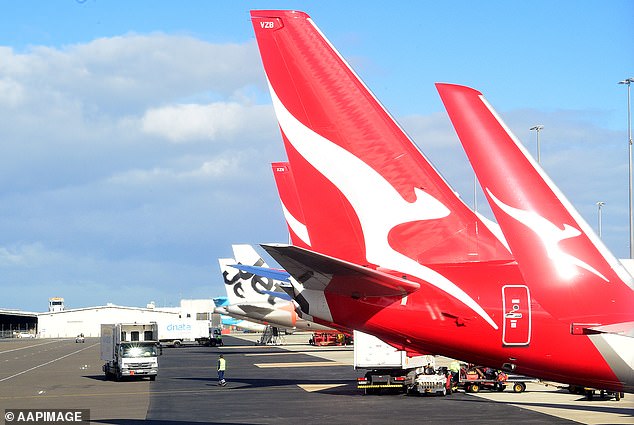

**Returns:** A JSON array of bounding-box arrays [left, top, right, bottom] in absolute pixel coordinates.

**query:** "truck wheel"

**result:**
[[149, 375, 156, 381], [513, 382, 526, 393], [470, 384, 480, 393], [615, 392, 621, 401], [173, 340, 181, 348]]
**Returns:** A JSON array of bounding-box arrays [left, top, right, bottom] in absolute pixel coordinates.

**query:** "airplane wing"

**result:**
[[261, 243, 420, 299]]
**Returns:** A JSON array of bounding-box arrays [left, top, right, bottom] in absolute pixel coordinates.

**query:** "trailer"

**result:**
[[157, 319, 212, 347], [455, 365, 533, 393], [354, 331, 447, 395], [309, 331, 351, 346]]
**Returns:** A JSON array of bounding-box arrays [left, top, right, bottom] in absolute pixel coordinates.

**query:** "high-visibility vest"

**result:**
[[218, 358, 226, 371]]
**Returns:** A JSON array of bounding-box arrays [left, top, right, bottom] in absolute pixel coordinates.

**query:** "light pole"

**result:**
[[529, 125, 544, 164], [473, 175, 478, 212], [618, 77, 634, 258], [596, 201, 605, 238]]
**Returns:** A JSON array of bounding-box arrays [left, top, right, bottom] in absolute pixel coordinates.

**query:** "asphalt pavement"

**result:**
[[0, 334, 632, 424]]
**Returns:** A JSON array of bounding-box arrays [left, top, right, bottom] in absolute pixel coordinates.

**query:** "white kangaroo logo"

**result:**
[[268, 82, 498, 330], [486, 189, 607, 282]]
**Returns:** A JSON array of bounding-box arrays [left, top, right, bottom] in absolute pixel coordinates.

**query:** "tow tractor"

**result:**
[[454, 365, 533, 393], [406, 367, 452, 396]]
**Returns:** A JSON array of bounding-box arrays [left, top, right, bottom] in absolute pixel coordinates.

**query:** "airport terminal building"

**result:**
[[1, 298, 217, 338]]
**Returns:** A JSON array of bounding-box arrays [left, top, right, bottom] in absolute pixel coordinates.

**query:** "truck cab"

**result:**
[[115, 341, 159, 380], [101, 323, 160, 381]]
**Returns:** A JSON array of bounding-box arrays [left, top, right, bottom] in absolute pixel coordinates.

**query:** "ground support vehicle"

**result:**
[[309, 331, 351, 346], [567, 385, 625, 401], [455, 366, 532, 393], [198, 327, 224, 347], [406, 370, 451, 396], [157, 319, 213, 347], [354, 330, 434, 395], [101, 323, 159, 381]]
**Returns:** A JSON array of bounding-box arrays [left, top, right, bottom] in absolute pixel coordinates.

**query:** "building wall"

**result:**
[[37, 307, 180, 338]]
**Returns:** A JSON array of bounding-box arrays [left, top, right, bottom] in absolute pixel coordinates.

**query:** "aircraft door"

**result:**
[[502, 285, 531, 346]]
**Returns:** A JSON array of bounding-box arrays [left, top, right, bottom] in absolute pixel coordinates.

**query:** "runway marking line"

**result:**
[[0, 340, 65, 355], [254, 361, 348, 368], [297, 384, 347, 392], [0, 343, 99, 382], [219, 345, 282, 349]]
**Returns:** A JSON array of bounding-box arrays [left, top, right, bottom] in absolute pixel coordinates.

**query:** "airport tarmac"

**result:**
[[0, 334, 632, 424]]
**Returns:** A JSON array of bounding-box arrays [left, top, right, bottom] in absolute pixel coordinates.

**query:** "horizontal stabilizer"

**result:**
[[229, 263, 291, 282], [589, 322, 634, 338], [212, 296, 229, 307], [230, 304, 275, 316], [262, 290, 292, 301], [261, 244, 420, 299]]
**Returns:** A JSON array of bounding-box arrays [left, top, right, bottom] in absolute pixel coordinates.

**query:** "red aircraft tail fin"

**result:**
[[271, 162, 311, 250], [437, 83, 634, 322], [251, 10, 511, 268]]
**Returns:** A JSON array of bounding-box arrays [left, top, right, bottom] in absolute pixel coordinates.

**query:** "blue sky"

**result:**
[[1, 1, 633, 311]]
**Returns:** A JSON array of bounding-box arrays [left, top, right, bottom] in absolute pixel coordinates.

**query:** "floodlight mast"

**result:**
[[618, 78, 634, 258], [529, 125, 544, 164], [596, 201, 605, 238]]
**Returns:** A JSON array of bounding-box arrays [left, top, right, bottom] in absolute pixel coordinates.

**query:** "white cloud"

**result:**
[[0, 30, 628, 311], [106, 153, 249, 185], [0, 242, 65, 267], [141, 102, 273, 143], [0, 77, 25, 107]]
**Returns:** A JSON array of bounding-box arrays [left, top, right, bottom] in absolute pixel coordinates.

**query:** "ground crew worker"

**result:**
[[449, 360, 460, 385], [217, 354, 226, 386]]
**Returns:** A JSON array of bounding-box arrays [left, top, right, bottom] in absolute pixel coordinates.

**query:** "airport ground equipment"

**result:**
[[101, 323, 159, 381], [309, 331, 351, 346], [354, 330, 435, 395], [203, 327, 224, 347], [405, 367, 451, 396], [157, 319, 213, 347], [567, 385, 625, 401], [257, 325, 285, 345], [455, 365, 533, 393]]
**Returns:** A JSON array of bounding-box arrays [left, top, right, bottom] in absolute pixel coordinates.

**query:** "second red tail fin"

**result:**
[[437, 82, 634, 322]]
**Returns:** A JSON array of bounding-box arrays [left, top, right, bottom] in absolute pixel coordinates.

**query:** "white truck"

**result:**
[[354, 330, 448, 396], [157, 319, 216, 347], [101, 323, 159, 381]]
